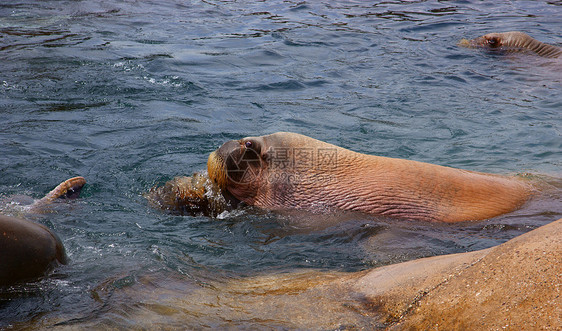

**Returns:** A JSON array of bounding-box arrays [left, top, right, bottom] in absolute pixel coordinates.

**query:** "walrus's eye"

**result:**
[[243, 139, 261, 155], [487, 37, 500, 48]]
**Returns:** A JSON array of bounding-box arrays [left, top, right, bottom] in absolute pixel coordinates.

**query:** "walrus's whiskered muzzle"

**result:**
[[207, 151, 228, 190], [458, 38, 480, 49], [208, 139, 242, 190], [458, 36, 499, 49]]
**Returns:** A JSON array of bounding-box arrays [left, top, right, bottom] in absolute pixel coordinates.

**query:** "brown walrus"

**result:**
[[0, 176, 86, 285], [150, 133, 532, 223], [459, 31, 562, 58]]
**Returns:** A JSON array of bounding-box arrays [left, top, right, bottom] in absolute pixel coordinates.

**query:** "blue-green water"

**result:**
[[1, 0, 561, 328]]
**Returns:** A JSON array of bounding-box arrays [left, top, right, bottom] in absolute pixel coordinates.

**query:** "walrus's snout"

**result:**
[[216, 140, 240, 161], [208, 138, 265, 190], [208, 140, 239, 189], [459, 32, 507, 49], [458, 36, 489, 49]]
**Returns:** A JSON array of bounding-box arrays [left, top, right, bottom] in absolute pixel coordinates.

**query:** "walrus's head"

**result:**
[[207, 132, 342, 208], [467, 33, 505, 48], [458, 32, 519, 49], [459, 31, 562, 59], [207, 135, 267, 204], [458, 31, 544, 53]]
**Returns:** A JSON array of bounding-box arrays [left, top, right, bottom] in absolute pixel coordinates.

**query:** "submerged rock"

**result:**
[[37, 218, 561, 329]]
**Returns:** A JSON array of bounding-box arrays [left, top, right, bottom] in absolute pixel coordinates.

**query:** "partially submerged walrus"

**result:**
[[149, 132, 532, 223], [459, 31, 562, 58], [0, 176, 86, 285]]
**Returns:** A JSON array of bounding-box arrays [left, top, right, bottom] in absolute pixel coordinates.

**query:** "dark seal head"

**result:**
[[0, 176, 85, 285], [207, 132, 532, 223], [0, 215, 67, 285]]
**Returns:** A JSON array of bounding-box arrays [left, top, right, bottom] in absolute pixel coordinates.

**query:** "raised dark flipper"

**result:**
[[27, 176, 86, 213], [459, 31, 562, 58], [0, 215, 67, 285], [38, 176, 87, 203]]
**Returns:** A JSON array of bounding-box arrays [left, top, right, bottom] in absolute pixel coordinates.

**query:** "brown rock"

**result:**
[[391, 218, 561, 330]]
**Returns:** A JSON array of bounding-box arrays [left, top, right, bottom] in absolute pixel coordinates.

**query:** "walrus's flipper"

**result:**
[[147, 173, 228, 217], [38, 176, 87, 203], [25, 176, 86, 213], [459, 31, 562, 58]]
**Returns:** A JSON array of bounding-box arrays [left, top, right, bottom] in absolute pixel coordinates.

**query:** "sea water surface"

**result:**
[[1, 0, 561, 328]]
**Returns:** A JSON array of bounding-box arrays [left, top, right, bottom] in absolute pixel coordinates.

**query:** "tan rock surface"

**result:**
[[391, 218, 561, 330]]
